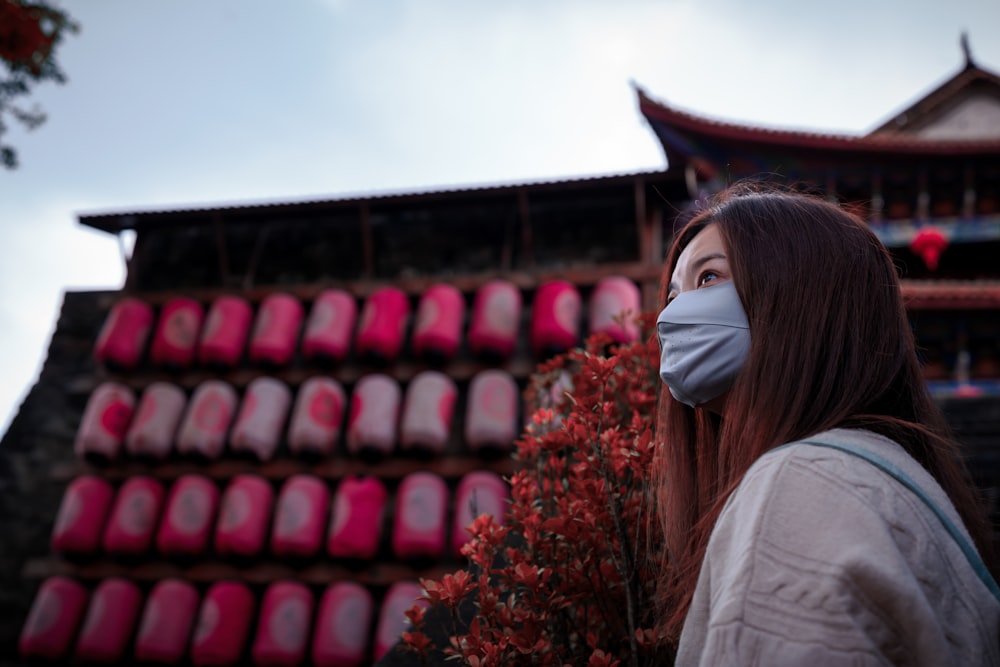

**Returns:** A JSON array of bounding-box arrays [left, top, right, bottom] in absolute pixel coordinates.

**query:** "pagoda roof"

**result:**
[[637, 55, 1000, 175]]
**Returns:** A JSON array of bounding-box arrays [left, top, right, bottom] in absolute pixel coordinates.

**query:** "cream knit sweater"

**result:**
[[676, 428, 1000, 666]]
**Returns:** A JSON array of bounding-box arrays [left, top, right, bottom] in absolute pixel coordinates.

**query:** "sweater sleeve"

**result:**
[[676, 447, 980, 667]]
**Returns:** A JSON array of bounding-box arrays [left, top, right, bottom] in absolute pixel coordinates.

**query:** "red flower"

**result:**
[[405, 603, 426, 626], [588, 648, 622, 667], [402, 630, 431, 654]]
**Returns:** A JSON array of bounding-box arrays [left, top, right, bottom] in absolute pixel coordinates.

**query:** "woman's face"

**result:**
[[667, 223, 732, 304], [664, 223, 736, 414]]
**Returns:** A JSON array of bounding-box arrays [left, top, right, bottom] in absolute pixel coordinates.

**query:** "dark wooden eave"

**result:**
[[77, 169, 681, 234]]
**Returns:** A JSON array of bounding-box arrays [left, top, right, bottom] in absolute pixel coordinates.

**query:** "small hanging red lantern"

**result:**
[[909, 227, 949, 271]]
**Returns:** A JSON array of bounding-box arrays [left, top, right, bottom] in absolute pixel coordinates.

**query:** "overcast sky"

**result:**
[[2, 0, 999, 437]]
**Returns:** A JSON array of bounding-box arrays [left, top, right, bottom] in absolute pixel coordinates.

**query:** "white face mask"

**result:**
[[656, 281, 750, 407]]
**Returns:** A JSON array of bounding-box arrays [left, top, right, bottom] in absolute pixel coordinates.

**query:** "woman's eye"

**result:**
[[698, 271, 718, 287]]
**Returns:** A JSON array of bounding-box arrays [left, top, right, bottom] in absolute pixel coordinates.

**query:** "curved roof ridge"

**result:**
[[636, 84, 1000, 162]]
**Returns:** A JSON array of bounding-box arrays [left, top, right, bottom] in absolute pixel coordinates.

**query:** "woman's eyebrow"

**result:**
[[692, 253, 726, 269]]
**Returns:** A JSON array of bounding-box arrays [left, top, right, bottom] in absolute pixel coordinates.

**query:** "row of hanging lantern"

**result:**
[[93, 277, 642, 372], [75, 368, 521, 464], [50, 276, 644, 663], [20, 575, 426, 666], [51, 470, 508, 563]]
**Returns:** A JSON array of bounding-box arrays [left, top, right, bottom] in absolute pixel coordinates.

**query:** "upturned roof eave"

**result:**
[[637, 88, 1000, 162], [868, 61, 1000, 136]]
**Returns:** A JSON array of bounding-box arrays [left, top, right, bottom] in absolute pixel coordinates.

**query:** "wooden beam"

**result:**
[[123, 230, 144, 292], [360, 202, 374, 279], [51, 454, 521, 485], [917, 169, 930, 221], [23, 557, 460, 588], [870, 171, 884, 223], [518, 189, 533, 269], [85, 354, 540, 395], [963, 164, 977, 218], [242, 225, 271, 291], [84, 260, 666, 306], [634, 176, 648, 263], [213, 213, 229, 288], [500, 205, 515, 271]]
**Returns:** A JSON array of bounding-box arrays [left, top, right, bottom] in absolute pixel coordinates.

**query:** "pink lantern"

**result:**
[[589, 276, 641, 344], [345, 374, 401, 460], [230, 377, 292, 461], [156, 475, 219, 557], [355, 286, 410, 365], [464, 369, 519, 456], [102, 476, 165, 557], [125, 381, 187, 461], [149, 296, 204, 369], [412, 283, 465, 364], [252, 581, 315, 667], [176, 380, 238, 460], [19, 577, 88, 660], [311, 582, 374, 667], [399, 371, 457, 456], [249, 293, 304, 367], [50, 475, 115, 555], [75, 578, 143, 663], [301, 289, 357, 365], [287, 377, 346, 459], [326, 476, 387, 560], [198, 295, 253, 368], [530, 280, 582, 357], [451, 471, 509, 557], [468, 279, 522, 361], [392, 472, 448, 561], [373, 581, 428, 661], [93, 297, 154, 371], [215, 474, 275, 559], [910, 226, 949, 271], [74, 381, 135, 464], [134, 579, 200, 664], [270, 475, 330, 559], [190, 580, 256, 667]]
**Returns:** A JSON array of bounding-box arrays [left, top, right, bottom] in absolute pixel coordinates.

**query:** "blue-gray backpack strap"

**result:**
[[774, 438, 1000, 603]]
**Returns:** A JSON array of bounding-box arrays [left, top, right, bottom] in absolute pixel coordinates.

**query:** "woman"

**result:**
[[654, 186, 1000, 665]]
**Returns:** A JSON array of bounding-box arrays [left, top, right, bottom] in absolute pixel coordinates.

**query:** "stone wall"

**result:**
[[0, 291, 110, 664]]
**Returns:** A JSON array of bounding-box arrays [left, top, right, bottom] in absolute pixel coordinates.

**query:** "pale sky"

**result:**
[[2, 0, 999, 437]]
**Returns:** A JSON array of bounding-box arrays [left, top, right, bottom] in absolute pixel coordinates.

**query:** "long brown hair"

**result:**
[[654, 184, 997, 641]]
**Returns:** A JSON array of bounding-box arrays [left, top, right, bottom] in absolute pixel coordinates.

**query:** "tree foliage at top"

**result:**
[[0, 0, 78, 169]]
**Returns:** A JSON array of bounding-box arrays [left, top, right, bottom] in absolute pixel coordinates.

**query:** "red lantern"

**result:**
[[910, 227, 949, 271]]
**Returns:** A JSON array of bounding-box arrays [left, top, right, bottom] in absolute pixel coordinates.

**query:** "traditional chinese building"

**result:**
[[3, 42, 999, 666], [3, 170, 686, 665], [638, 45, 1000, 402], [637, 41, 1000, 530]]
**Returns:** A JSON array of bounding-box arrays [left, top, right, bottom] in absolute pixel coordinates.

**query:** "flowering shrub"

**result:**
[[402, 314, 670, 666]]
